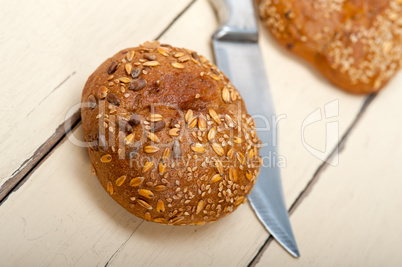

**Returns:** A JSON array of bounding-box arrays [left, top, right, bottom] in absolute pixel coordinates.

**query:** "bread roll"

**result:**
[[258, 0, 402, 94], [81, 41, 262, 225]]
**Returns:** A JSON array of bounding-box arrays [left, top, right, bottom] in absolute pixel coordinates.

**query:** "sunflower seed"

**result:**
[[131, 67, 141, 78], [137, 199, 152, 210], [101, 154, 112, 163], [142, 161, 154, 173], [130, 177, 145, 186], [97, 86, 108, 99], [157, 199, 165, 213], [173, 140, 182, 159], [208, 128, 217, 141], [151, 120, 165, 132], [107, 181, 114, 195], [211, 68, 219, 75], [129, 77, 147, 91], [146, 131, 160, 143], [139, 189, 154, 199], [107, 62, 118, 74], [128, 114, 141, 126], [116, 175, 127, 186], [171, 62, 184, 69], [143, 53, 156, 61], [209, 109, 221, 124], [143, 61, 160, 67], [147, 114, 163, 122], [106, 93, 120, 106], [211, 174, 222, 183], [211, 143, 224, 156], [126, 50, 135, 61], [191, 143, 205, 153], [196, 200, 205, 214], [191, 52, 199, 61], [144, 145, 159, 153]]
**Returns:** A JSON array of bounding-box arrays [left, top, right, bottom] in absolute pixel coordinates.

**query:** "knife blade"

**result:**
[[210, 0, 300, 257]]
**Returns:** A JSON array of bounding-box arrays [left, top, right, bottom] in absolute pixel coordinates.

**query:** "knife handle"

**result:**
[[210, 0, 258, 42]]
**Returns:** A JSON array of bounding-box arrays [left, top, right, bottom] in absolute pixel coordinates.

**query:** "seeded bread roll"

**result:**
[[81, 41, 262, 225], [258, 0, 402, 94]]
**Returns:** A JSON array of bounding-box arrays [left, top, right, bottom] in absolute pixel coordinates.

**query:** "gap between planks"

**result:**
[[247, 93, 377, 267], [0, 110, 81, 204], [0, 0, 198, 205], [104, 221, 144, 267]]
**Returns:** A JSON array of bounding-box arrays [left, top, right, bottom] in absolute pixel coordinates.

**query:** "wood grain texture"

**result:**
[[257, 73, 402, 266], [0, 0, 193, 189]]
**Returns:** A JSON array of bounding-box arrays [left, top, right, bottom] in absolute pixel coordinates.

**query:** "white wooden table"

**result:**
[[1, 0, 402, 266]]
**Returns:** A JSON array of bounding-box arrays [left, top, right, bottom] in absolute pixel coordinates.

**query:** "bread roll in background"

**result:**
[[258, 0, 402, 94], [81, 41, 262, 225]]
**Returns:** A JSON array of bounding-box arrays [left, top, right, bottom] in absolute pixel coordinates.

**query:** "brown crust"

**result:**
[[258, 0, 402, 94], [81, 41, 262, 225]]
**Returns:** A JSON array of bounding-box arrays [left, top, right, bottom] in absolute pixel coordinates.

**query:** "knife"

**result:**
[[210, 0, 300, 257]]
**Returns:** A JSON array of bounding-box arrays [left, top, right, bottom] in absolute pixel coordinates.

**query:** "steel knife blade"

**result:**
[[210, 0, 300, 257]]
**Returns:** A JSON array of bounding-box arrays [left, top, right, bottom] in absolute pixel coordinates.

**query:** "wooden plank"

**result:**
[[258, 24, 366, 207], [0, 0, 372, 266], [0, 0, 193, 190], [0, 125, 144, 266], [256, 73, 402, 266], [0, 124, 268, 267]]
